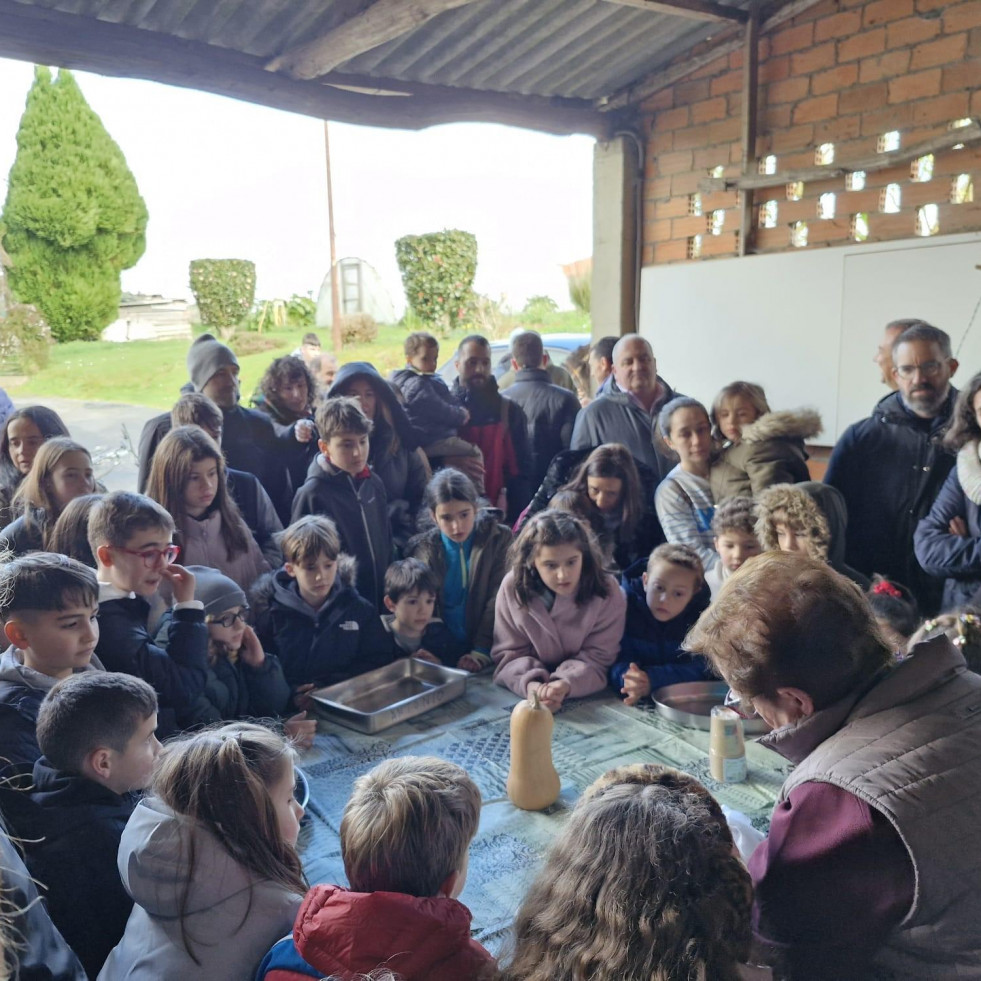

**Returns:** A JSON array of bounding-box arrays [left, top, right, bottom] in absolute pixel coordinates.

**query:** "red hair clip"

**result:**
[[872, 580, 903, 600]]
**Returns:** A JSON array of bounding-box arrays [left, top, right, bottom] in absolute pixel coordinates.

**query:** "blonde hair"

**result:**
[[341, 756, 480, 898], [755, 483, 830, 562], [645, 542, 705, 589], [710, 381, 770, 441]]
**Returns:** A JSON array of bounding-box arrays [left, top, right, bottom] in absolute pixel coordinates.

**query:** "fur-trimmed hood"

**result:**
[[755, 483, 830, 562], [250, 554, 358, 622], [738, 408, 822, 444]]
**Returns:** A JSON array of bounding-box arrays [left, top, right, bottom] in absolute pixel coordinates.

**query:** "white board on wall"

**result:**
[[639, 232, 981, 442]]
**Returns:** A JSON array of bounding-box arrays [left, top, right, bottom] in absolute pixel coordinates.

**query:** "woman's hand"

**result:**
[[284, 711, 316, 749], [621, 663, 652, 707], [238, 625, 265, 669], [949, 516, 969, 537], [530, 678, 571, 712]]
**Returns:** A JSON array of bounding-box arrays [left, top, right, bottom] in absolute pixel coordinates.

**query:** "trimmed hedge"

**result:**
[[189, 259, 256, 329], [395, 230, 476, 332]]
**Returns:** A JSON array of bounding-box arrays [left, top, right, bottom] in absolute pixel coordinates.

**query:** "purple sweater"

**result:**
[[491, 570, 626, 698]]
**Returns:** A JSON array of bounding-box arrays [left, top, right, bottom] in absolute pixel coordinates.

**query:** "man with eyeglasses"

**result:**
[[826, 322, 958, 613]]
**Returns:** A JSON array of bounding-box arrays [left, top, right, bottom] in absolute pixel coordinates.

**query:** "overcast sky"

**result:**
[[0, 56, 595, 315]]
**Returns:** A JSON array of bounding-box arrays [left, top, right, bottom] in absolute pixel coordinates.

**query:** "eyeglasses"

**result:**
[[113, 544, 180, 568], [205, 609, 249, 628], [723, 687, 758, 719], [894, 360, 948, 379]]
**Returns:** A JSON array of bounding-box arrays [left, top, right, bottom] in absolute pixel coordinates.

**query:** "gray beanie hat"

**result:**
[[187, 333, 239, 392], [186, 565, 247, 617]]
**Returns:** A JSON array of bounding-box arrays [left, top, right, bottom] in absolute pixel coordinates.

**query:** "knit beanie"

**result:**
[[186, 565, 247, 617], [186, 334, 239, 392]]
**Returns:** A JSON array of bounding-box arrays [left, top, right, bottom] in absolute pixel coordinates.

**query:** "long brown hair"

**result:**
[[501, 764, 752, 981], [561, 443, 643, 541], [509, 509, 609, 607], [146, 425, 250, 558], [12, 436, 92, 536], [944, 370, 981, 452], [151, 722, 308, 963]]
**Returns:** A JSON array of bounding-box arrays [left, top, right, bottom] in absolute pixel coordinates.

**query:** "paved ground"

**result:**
[[14, 396, 159, 493]]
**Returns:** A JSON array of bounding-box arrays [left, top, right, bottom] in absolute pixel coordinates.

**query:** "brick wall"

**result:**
[[641, 0, 981, 265]]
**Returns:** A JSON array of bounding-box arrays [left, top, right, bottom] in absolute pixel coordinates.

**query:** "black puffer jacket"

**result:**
[[390, 366, 468, 444]]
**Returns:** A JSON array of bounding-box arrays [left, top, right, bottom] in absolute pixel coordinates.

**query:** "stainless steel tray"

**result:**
[[652, 681, 770, 736], [311, 658, 468, 733]]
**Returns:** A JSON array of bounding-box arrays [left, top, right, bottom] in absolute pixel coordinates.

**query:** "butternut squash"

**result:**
[[506, 688, 561, 810]]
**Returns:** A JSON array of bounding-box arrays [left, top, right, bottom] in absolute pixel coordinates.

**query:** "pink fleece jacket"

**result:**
[[491, 570, 626, 698]]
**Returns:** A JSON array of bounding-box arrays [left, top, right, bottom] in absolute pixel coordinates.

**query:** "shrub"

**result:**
[[340, 313, 378, 344], [189, 259, 256, 337], [395, 230, 477, 333], [230, 333, 280, 357], [568, 273, 591, 315], [0, 300, 50, 374]]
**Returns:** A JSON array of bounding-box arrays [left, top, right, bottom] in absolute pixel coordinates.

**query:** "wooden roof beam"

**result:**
[[266, 0, 478, 80], [599, 0, 748, 24]]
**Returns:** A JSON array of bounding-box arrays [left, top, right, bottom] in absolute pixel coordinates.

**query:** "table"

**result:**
[[297, 676, 788, 953]]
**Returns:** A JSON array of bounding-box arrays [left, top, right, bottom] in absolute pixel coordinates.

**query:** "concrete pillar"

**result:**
[[590, 135, 640, 343]]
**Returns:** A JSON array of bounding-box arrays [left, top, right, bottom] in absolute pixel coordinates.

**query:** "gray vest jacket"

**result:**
[[768, 637, 981, 979]]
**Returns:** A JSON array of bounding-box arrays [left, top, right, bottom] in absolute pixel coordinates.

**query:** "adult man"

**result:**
[[825, 322, 957, 611], [570, 333, 681, 480], [137, 334, 290, 521], [687, 551, 981, 979], [309, 352, 338, 392], [873, 318, 929, 390], [452, 335, 531, 523], [589, 335, 618, 396], [502, 331, 580, 494]]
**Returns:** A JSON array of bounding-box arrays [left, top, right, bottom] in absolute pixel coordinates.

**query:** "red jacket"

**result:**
[[258, 884, 495, 981]]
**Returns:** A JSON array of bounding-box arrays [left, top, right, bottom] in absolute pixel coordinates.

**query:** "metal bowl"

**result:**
[[652, 681, 770, 736]]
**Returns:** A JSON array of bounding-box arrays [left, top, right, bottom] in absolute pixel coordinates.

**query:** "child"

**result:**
[[909, 611, 981, 672], [0, 553, 103, 780], [99, 722, 307, 981], [146, 425, 270, 593], [404, 469, 512, 672], [251, 514, 390, 690], [867, 575, 920, 655], [0, 405, 69, 528], [48, 493, 104, 567], [707, 496, 762, 598], [655, 397, 720, 573], [88, 490, 209, 738], [382, 558, 468, 667], [492, 509, 627, 711], [1, 437, 96, 555], [257, 756, 494, 981], [500, 763, 752, 981], [611, 544, 712, 705], [26, 673, 160, 979], [291, 397, 390, 608]]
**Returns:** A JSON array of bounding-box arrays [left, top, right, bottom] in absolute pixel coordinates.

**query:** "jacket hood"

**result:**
[[755, 483, 831, 563], [31, 756, 132, 814], [740, 408, 822, 443], [0, 645, 104, 689], [293, 884, 478, 977], [327, 362, 418, 450], [801, 481, 849, 569], [117, 796, 263, 917], [873, 387, 958, 432], [406, 506, 503, 557], [251, 555, 359, 621]]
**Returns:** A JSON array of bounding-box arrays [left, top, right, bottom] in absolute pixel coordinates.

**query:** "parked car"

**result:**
[[437, 332, 590, 385]]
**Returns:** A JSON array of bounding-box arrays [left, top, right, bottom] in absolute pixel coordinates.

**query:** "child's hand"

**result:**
[[238, 625, 265, 669], [284, 711, 316, 749], [295, 419, 316, 443], [293, 683, 316, 712], [457, 654, 485, 673], [162, 563, 195, 605], [621, 663, 652, 706], [531, 679, 571, 712], [413, 649, 441, 665]]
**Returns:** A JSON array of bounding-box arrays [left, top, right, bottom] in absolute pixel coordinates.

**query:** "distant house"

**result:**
[[316, 257, 397, 328], [102, 294, 193, 342]]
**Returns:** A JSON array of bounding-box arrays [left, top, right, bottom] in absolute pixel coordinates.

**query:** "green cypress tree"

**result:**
[[0, 66, 148, 342]]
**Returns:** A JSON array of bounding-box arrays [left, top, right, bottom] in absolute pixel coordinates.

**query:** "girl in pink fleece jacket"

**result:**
[[492, 510, 627, 711]]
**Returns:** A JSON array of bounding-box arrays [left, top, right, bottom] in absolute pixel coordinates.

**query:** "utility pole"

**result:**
[[324, 120, 342, 353]]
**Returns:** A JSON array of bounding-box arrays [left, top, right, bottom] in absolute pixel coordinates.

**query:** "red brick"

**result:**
[[767, 76, 811, 104], [864, 0, 914, 26], [673, 123, 713, 151], [709, 118, 741, 143], [652, 240, 689, 264], [969, 26, 981, 58], [791, 41, 837, 75], [657, 106, 690, 130], [639, 89, 673, 114], [944, 1, 981, 32], [974, 89, 981, 117], [943, 61, 978, 92], [814, 114, 863, 142], [859, 49, 913, 83], [793, 93, 840, 123], [771, 22, 815, 56], [764, 103, 794, 129], [693, 146, 737, 171], [759, 55, 791, 84], [770, 123, 815, 152], [710, 71, 743, 96], [691, 96, 729, 124], [675, 78, 712, 104], [655, 195, 692, 219], [916, 0, 951, 11], [701, 231, 740, 257], [886, 15, 941, 47], [888, 68, 942, 102], [860, 101, 915, 135], [648, 175, 672, 198], [657, 150, 694, 175], [812, 63, 859, 96], [838, 28, 887, 62], [910, 91, 971, 124], [911, 33, 968, 69], [840, 82, 888, 115], [670, 172, 703, 195], [727, 92, 742, 116], [672, 214, 710, 238], [645, 218, 673, 243], [814, 9, 863, 41]]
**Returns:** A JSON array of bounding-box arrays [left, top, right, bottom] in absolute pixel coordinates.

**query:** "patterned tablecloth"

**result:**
[[296, 675, 789, 954]]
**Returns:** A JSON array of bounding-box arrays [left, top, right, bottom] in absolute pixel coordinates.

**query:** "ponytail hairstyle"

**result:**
[[151, 722, 308, 963], [12, 437, 93, 534], [509, 509, 608, 607], [146, 425, 250, 558], [501, 763, 752, 981], [425, 467, 479, 513], [561, 443, 643, 541]]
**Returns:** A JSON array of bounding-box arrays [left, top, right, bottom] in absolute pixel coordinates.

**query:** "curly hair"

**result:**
[[755, 483, 830, 562], [711, 496, 758, 538], [561, 443, 643, 542], [944, 370, 981, 452], [509, 509, 609, 607], [259, 355, 315, 422], [500, 763, 753, 981]]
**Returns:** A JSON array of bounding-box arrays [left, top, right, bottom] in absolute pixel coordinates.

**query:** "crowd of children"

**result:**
[[0, 329, 975, 980]]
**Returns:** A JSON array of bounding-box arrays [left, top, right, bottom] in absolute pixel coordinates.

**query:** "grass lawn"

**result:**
[[11, 310, 590, 411]]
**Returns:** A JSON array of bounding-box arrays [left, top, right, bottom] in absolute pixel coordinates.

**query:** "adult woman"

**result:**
[[328, 362, 429, 548], [914, 371, 981, 611], [0, 406, 70, 528], [687, 550, 981, 979]]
